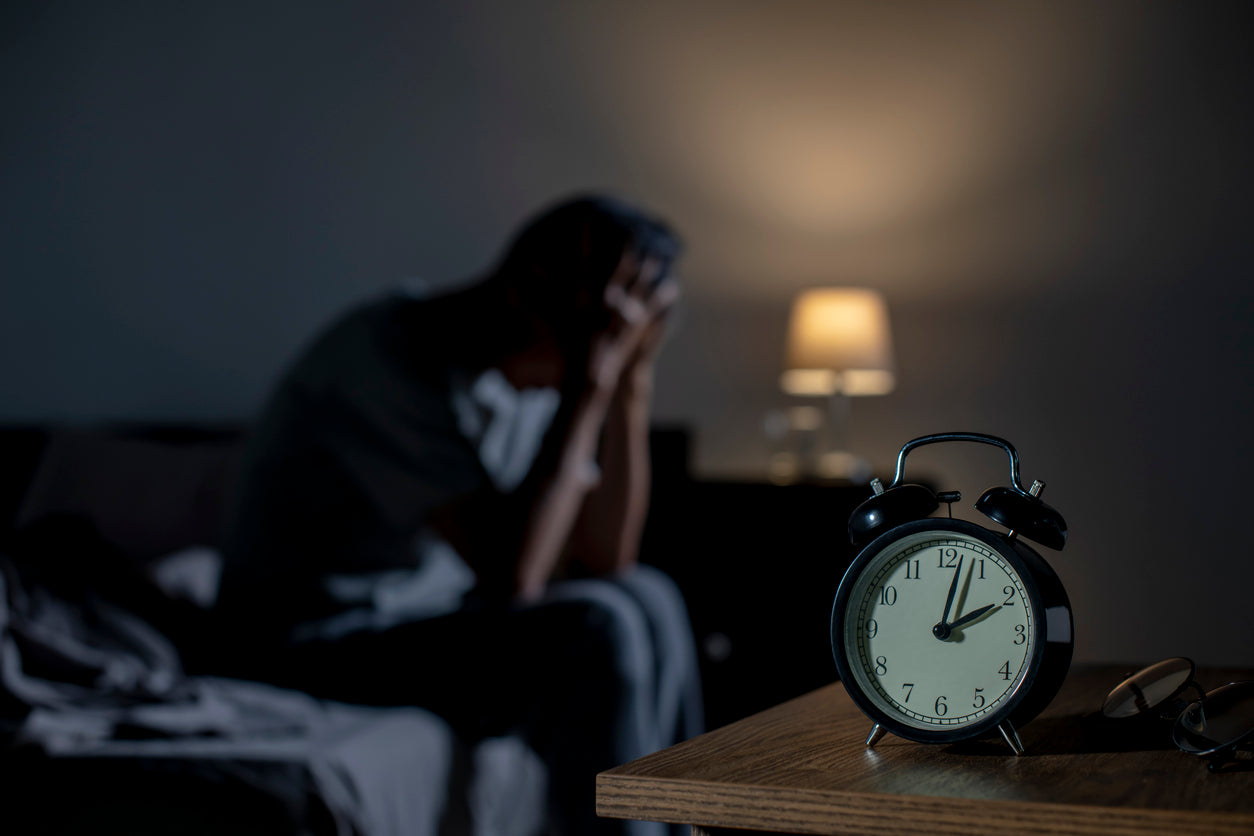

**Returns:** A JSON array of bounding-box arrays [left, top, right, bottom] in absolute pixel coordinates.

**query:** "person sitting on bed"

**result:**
[[216, 193, 704, 835]]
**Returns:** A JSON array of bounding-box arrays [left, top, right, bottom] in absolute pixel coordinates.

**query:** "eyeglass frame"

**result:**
[[1101, 656, 1254, 772]]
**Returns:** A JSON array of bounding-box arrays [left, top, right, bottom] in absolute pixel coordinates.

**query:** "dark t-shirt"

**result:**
[[219, 289, 559, 635]]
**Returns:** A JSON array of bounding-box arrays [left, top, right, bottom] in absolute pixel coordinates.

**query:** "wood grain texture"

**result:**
[[598, 665, 1254, 835]]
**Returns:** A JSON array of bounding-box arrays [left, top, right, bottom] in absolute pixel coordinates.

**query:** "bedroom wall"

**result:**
[[3, 1, 1252, 666]]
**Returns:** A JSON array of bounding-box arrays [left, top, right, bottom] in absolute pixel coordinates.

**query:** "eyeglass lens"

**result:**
[[1173, 680, 1254, 756], [1102, 657, 1196, 719]]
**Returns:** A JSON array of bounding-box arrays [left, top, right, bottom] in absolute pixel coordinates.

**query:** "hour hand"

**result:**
[[950, 604, 998, 630]]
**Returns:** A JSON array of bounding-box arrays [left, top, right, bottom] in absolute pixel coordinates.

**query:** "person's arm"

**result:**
[[430, 257, 666, 602], [566, 306, 672, 576]]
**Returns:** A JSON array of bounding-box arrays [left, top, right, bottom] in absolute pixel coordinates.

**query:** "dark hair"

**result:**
[[493, 194, 682, 314]]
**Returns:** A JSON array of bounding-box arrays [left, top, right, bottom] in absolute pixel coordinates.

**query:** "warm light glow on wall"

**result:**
[[565, 2, 1134, 299], [782, 288, 895, 396]]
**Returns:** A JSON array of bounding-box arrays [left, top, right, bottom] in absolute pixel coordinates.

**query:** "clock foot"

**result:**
[[997, 721, 1025, 756], [865, 723, 887, 748]]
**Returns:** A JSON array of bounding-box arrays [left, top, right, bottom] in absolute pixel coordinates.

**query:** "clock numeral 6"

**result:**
[[934, 695, 948, 716]]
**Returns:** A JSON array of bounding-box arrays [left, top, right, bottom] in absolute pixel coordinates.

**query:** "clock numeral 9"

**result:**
[[874, 656, 887, 676], [866, 619, 878, 638], [878, 586, 898, 606]]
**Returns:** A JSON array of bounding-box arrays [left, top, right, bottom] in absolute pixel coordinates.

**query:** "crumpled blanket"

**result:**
[[0, 556, 545, 836]]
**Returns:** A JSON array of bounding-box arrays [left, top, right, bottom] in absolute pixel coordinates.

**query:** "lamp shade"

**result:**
[[781, 288, 895, 396]]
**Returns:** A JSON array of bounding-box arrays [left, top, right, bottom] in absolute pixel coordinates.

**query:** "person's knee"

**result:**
[[614, 566, 698, 669], [548, 583, 656, 691], [619, 565, 690, 626]]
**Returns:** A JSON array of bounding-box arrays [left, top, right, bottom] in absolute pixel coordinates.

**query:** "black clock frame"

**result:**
[[831, 517, 1073, 745]]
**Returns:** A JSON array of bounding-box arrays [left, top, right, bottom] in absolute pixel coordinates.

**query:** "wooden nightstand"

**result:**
[[597, 664, 1254, 835]]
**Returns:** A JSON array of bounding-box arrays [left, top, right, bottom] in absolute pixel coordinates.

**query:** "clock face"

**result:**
[[836, 524, 1040, 735]]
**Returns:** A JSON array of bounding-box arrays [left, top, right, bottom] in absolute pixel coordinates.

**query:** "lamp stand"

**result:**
[[817, 391, 871, 482]]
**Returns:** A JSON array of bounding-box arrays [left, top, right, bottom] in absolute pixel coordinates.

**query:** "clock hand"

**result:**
[[932, 556, 964, 640], [949, 604, 998, 631]]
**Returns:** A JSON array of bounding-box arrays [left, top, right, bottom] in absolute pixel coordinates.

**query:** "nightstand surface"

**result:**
[[597, 664, 1254, 835]]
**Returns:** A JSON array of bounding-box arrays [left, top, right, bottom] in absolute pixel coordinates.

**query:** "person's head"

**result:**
[[489, 193, 682, 341]]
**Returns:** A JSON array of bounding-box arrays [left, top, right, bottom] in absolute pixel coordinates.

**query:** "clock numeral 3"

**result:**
[[1013, 624, 1026, 645]]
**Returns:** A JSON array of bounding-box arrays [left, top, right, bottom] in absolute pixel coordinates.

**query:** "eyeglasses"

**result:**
[[1101, 657, 1254, 772]]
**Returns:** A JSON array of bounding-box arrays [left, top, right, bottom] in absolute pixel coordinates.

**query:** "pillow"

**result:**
[[13, 429, 244, 565]]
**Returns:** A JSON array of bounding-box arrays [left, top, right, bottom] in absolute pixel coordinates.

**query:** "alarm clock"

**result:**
[[830, 432, 1073, 755]]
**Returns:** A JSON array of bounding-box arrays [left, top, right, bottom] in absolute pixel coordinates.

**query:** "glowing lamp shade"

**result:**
[[781, 288, 896, 396]]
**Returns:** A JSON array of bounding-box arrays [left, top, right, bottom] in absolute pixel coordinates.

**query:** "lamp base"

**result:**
[[816, 450, 872, 483]]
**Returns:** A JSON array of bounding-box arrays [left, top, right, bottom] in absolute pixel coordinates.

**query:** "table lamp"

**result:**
[[780, 287, 895, 480]]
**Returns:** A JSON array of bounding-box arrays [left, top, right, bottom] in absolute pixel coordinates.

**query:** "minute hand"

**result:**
[[950, 604, 998, 630], [939, 556, 963, 625], [932, 556, 965, 640]]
